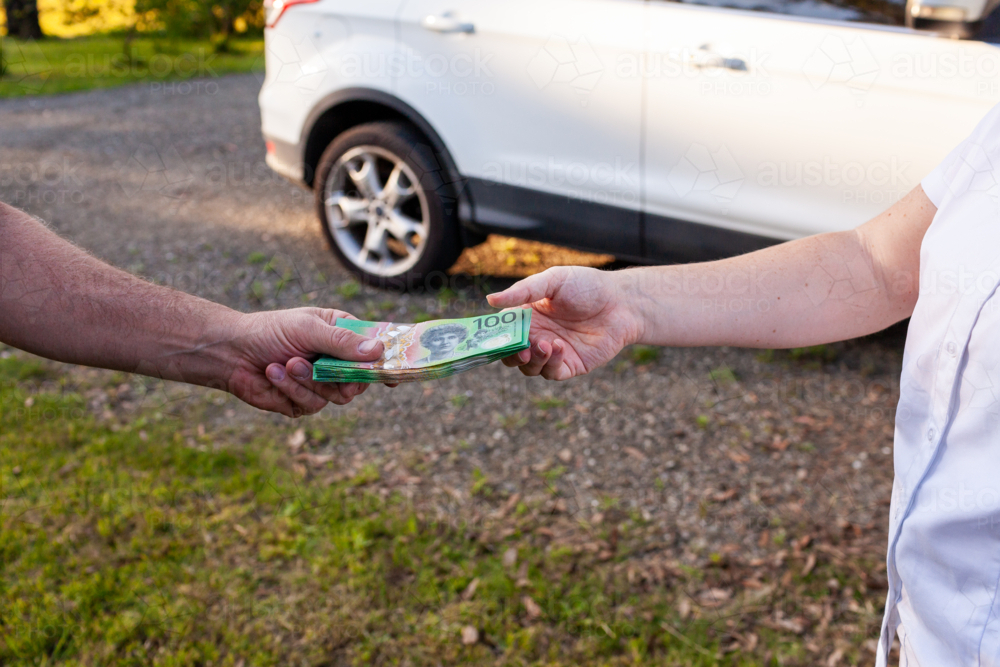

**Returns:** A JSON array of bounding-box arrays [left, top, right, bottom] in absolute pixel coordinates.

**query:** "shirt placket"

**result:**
[[880, 272, 1000, 665]]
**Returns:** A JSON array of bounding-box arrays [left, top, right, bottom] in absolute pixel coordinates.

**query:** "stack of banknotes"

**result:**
[[313, 309, 532, 383]]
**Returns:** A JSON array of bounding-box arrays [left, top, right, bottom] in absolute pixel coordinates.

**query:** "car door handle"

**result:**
[[421, 13, 475, 33], [690, 45, 747, 72], [718, 56, 747, 71], [693, 53, 747, 71]]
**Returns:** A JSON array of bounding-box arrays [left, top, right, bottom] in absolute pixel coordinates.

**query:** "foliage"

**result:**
[[0, 34, 262, 98], [134, 0, 265, 48]]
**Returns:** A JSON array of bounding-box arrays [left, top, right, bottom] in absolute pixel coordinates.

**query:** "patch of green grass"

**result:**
[[247, 251, 266, 265], [541, 465, 566, 484], [470, 468, 491, 498], [630, 345, 660, 365], [0, 353, 874, 665], [531, 396, 567, 410], [0, 35, 264, 98], [499, 413, 528, 429], [436, 287, 458, 307], [708, 365, 737, 385], [789, 345, 837, 364], [351, 462, 380, 486], [756, 349, 776, 363], [0, 356, 52, 382], [336, 281, 361, 299]]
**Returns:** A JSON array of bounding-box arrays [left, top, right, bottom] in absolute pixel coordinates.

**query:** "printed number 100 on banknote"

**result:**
[[324, 309, 529, 371]]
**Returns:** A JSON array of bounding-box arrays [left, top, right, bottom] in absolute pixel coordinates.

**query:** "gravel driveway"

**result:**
[[0, 75, 906, 658]]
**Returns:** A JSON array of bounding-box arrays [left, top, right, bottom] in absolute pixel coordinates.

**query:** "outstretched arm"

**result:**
[[0, 201, 384, 417], [488, 185, 936, 380]]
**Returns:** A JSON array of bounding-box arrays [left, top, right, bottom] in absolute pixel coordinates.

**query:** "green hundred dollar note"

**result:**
[[313, 309, 532, 384]]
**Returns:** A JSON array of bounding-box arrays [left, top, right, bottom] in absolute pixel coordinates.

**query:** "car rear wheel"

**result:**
[[315, 121, 463, 288]]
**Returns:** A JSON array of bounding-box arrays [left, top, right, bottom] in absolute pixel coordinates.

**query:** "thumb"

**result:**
[[487, 268, 564, 308], [306, 318, 384, 362]]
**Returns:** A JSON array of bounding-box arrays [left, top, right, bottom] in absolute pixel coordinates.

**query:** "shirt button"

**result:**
[[927, 427, 936, 442], [946, 341, 957, 356]]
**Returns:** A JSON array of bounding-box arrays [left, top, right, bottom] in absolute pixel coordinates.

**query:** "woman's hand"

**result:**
[[487, 267, 644, 380]]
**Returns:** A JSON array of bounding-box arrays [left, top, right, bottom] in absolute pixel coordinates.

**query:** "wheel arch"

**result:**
[[300, 89, 480, 239]]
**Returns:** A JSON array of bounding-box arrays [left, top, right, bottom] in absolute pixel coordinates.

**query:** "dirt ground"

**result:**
[[0, 75, 906, 662]]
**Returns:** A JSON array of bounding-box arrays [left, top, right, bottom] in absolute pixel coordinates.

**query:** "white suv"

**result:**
[[260, 0, 1000, 287]]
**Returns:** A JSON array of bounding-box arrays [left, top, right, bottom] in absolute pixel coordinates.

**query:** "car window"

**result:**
[[653, 0, 903, 25]]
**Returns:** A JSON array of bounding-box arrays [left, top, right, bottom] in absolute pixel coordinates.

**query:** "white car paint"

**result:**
[[260, 0, 1000, 254]]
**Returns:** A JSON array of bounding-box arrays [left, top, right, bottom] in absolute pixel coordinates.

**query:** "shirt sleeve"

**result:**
[[921, 139, 968, 209], [921, 102, 1000, 209]]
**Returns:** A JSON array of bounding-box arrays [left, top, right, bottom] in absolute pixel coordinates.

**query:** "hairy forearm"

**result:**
[[0, 202, 243, 386]]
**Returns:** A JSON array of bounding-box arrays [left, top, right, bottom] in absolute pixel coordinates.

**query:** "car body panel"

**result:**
[[643, 1, 1000, 249], [260, 0, 1000, 266], [395, 0, 645, 257], [259, 0, 403, 150]]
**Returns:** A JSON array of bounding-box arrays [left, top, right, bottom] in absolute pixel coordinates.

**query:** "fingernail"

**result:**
[[290, 361, 309, 380], [267, 366, 285, 382], [359, 339, 380, 354]]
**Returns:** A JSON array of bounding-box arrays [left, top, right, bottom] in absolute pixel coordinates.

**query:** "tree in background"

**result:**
[[134, 0, 264, 51], [3, 0, 43, 38], [58, 0, 152, 65]]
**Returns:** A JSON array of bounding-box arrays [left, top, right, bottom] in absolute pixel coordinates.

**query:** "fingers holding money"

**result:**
[[502, 348, 531, 367], [540, 339, 570, 380], [519, 340, 553, 376], [504, 338, 571, 380], [266, 358, 364, 416], [287, 357, 366, 405]]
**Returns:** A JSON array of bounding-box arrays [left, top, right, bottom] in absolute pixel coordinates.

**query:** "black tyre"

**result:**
[[315, 121, 463, 289]]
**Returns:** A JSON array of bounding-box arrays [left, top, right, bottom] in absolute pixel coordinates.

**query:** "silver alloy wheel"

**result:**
[[323, 145, 431, 277]]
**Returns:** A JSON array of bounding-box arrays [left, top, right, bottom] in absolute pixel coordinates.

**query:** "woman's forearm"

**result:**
[[618, 187, 934, 349], [618, 230, 895, 348]]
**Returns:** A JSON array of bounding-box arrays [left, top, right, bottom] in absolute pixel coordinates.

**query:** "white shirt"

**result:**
[[879, 103, 1000, 666]]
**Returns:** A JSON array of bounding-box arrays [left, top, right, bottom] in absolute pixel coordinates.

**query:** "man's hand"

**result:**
[[224, 307, 384, 418], [487, 266, 644, 380], [0, 202, 390, 418]]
